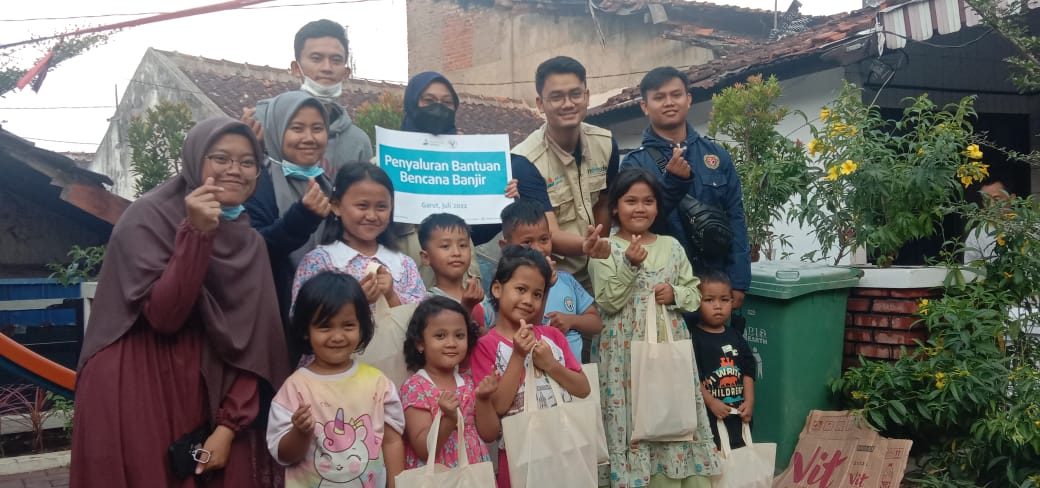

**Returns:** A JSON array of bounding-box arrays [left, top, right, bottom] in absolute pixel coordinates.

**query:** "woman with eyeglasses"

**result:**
[[244, 90, 334, 365], [72, 117, 289, 487]]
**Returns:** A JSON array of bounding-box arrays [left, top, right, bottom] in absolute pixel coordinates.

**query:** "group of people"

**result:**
[[70, 18, 757, 488]]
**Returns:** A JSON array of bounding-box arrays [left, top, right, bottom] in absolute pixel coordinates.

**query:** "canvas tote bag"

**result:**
[[501, 359, 598, 487], [358, 262, 415, 387], [630, 301, 700, 442], [711, 418, 775, 488], [574, 363, 608, 463], [395, 408, 496, 488]]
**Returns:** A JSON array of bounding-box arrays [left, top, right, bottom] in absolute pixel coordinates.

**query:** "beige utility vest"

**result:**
[[512, 123, 613, 282]]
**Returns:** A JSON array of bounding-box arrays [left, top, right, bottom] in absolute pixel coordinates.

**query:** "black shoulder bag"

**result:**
[[645, 146, 733, 265]]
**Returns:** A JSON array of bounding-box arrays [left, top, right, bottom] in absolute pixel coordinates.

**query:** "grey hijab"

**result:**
[[261, 90, 333, 265]]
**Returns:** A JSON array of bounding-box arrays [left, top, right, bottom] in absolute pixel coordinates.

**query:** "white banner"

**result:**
[[376, 127, 512, 224]]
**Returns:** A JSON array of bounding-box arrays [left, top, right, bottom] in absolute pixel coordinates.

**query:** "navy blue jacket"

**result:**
[[243, 170, 325, 327], [621, 124, 751, 291]]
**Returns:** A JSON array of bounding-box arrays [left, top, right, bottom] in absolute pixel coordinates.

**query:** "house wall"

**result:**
[[90, 49, 224, 199], [406, 0, 715, 103], [0, 191, 108, 278], [606, 67, 848, 261]]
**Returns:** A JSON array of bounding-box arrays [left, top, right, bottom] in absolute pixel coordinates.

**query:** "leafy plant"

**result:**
[[708, 74, 813, 260], [354, 91, 404, 146], [128, 101, 194, 197], [833, 193, 1040, 486], [0, 385, 64, 453], [790, 83, 978, 266], [45, 391, 73, 440], [964, 0, 1040, 93], [46, 244, 105, 286]]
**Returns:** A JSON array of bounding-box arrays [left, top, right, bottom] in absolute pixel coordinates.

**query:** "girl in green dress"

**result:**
[[589, 168, 720, 488]]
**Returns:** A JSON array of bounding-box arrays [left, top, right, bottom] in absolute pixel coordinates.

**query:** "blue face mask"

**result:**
[[221, 205, 245, 221], [280, 160, 325, 180]]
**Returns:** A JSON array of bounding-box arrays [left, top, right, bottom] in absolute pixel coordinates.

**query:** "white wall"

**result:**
[[608, 67, 848, 262]]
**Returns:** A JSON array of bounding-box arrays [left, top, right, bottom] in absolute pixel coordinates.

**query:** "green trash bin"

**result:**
[[738, 261, 862, 471]]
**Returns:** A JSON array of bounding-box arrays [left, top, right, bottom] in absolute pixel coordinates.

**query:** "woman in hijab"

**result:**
[[397, 72, 553, 293], [72, 117, 289, 487], [244, 91, 332, 362]]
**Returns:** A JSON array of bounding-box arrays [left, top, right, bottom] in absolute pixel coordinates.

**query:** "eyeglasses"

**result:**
[[419, 95, 455, 106], [206, 154, 258, 173], [545, 89, 587, 106]]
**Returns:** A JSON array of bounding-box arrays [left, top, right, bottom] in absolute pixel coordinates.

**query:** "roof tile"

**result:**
[[155, 50, 544, 146]]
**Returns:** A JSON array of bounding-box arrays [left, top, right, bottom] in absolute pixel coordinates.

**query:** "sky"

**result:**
[[0, 0, 862, 154]]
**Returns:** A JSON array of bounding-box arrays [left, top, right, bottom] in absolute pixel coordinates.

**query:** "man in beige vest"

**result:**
[[510, 56, 620, 292]]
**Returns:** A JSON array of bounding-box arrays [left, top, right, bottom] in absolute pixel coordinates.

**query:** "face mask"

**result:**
[[279, 160, 325, 180], [300, 74, 342, 102], [412, 103, 457, 135], [221, 205, 245, 221]]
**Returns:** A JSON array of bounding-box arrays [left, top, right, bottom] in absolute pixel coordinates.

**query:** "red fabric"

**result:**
[[1, 1, 276, 51], [143, 221, 215, 334], [71, 223, 259, 487], [470, 303, 486, 329], [15, 48, 53, 91]]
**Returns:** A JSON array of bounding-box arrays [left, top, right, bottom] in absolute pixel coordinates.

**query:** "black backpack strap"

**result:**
[[645, 146, 670, 173]]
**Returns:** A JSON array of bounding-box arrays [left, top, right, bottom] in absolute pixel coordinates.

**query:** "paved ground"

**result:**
[[0, 451, 69, 488]]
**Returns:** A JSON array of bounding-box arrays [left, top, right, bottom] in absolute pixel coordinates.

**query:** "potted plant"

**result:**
[[708, 74, 813, 261], [790, 83, 983, 267]]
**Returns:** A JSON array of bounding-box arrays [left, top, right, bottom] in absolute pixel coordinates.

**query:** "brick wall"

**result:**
[[843, 287, 943, 369], [405, 0, 715, 102]]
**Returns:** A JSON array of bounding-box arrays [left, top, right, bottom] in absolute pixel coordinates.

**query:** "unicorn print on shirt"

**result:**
[[313, 409, 383, 488]]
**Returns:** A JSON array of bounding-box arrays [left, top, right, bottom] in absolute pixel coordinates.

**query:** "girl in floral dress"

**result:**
[[399, 296, 500, 469], [589, 168, 720, 488], [292, 163, 426, 310]]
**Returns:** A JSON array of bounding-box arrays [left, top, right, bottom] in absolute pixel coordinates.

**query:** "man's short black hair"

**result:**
[[639, 66, 690, 100], [418, 213, 471, 250], [535, 56, 587, 95], [500, 199, 548, 241], [294, 19, 349, 60]]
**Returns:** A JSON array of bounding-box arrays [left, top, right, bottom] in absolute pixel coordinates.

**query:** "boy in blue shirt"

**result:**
[[484, 199, 604, 362]]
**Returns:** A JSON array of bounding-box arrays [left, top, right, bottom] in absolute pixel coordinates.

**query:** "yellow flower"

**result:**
[[825, 166, 839, 181], [829, 130, 839, 138], [960, 175, 974, 187], [935, 372, 947, 389], [851, 391, 867, 400], [847, 126, 858, 136], [996, 234, 1006, 246], [1006, 212, 1017, 219], [820, 108, 831, 122], [808, 138, 821, 156], [964, 144, 984, 160], [1035, 420, 1040, 428], [918, 298, 930, 315], [1004, 272, 1014, 279], [840, 160, 859, 175], [917, 148, 926, 155]]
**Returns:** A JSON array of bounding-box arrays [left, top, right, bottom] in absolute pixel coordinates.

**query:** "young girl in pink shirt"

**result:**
[[469, 245, 591, 488]]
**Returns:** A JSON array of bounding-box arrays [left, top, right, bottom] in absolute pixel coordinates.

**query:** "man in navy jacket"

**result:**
[[621, 67, 751, 308]]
